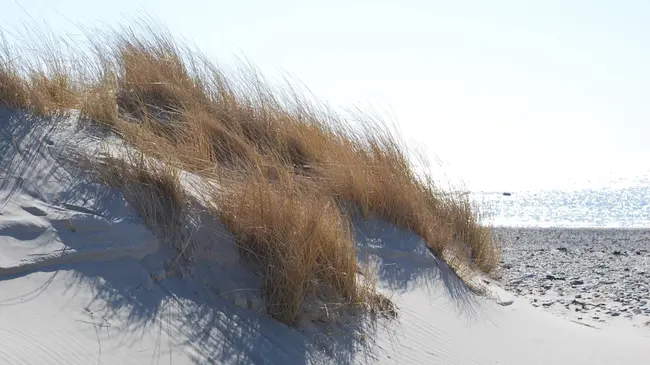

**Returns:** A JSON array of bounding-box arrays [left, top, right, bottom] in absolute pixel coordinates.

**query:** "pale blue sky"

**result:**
[[3, 0, 649, 191]]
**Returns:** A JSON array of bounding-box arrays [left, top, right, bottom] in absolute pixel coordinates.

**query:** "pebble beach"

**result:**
[[495, 227, 650, 332]]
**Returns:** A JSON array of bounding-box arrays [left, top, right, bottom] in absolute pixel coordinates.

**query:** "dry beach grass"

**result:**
[[0, 20, 498, 325]]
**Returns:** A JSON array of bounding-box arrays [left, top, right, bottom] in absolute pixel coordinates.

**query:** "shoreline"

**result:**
[[493, 226, 650, 231], [488, 223, 650, 230]]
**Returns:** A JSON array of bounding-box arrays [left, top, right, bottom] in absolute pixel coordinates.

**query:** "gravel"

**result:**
[[494, 227, 650, 329]]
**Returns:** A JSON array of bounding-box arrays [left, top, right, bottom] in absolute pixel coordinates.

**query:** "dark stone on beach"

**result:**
[[557, 247, 568, 252], [571, 300, 587, 309], [503, 192, 512, 196], [575, 294, 582, 299], [611, 312, 620, 317], [613, 250, 623, 256], [571, 280, 584, 285], [546, 274, 556, 280]]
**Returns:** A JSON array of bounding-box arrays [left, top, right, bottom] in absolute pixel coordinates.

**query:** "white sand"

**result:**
[[1, 109, 648, 364]]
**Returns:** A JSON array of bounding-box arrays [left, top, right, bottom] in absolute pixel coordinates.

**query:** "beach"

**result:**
[[1, 17, 649, 363], [0, 110, 647, 364], [496, 227, 650, 333]]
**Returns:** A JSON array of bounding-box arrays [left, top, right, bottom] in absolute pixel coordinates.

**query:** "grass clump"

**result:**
[[216, 169, 359, 324], [99, 153, 187, 244], [0, 20, 499, 325], [0, 35, 29, 109]]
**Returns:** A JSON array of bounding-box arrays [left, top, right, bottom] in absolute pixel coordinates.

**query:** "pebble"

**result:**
[[499, 299, 515, 306], [496, 227, 650, 330]]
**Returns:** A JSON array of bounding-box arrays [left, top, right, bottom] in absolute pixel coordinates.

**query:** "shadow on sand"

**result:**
[[0, 108, 485, 364], [353, 216, 485, 322]]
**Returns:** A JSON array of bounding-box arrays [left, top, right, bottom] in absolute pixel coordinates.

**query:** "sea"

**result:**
[[469, 172, 650, 228]]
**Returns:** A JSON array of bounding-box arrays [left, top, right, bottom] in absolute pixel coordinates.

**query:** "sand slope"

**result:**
[[1, 110, 648, 364], [354, 219, 649, 365]]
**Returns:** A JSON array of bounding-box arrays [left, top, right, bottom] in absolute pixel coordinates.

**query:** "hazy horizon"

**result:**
[[3, 0, 649, 191]]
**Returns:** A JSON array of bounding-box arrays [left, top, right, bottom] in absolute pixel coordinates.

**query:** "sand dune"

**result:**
[[1, 110, 648, 364]]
